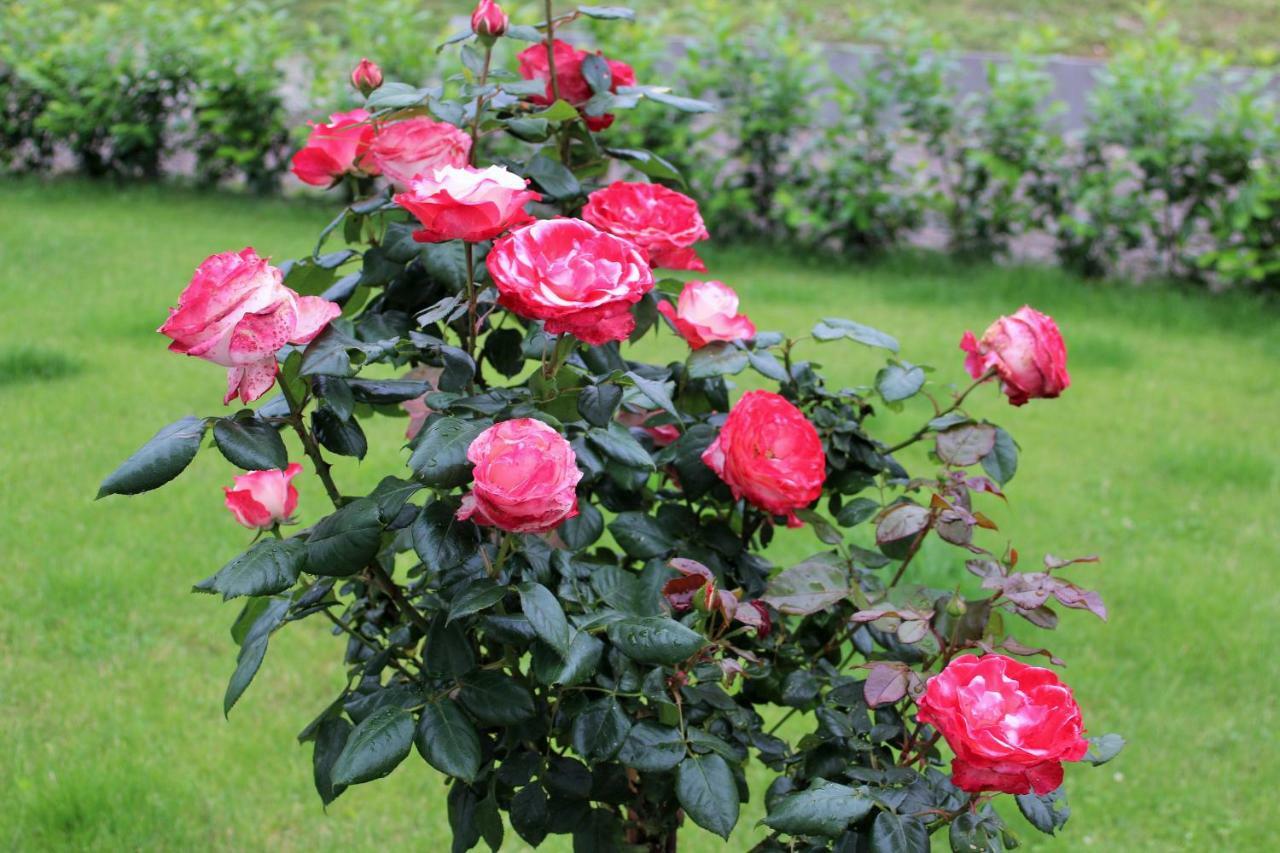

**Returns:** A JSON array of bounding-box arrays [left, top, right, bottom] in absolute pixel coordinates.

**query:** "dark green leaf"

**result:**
[[98, 416, 206, 498], [587, 423, 654, 470], [518, 582, 572, 657], [618, 722, 685, 772], [560, 499, 604, 549], [581, 53, 613, 96], [416, 698, 482, 782], [424, 614, 477, 676], [578, 383, 623, 427], [195, 538, 305, 600], [836, 497, 880, 528], [482, 328, 526, 377], [346, 378, 432, 404], [510, 783, 549, 846], [607, 616, 704, 665], [811, 318, 900, 353], [602, 146, 685, 185], [980, 427, 1019, 485], [607, 512, 674, 560], [877, 362, 926, 403], [578, 5, 636, 20], [763, 781, 874, 837], [686, 342, 749, 379], [449, 580, 509, 622], [413, 501, 477, 572], [213, 413, 287, 471], [870, 811, 929, 853], [330, 705, 414, 786], [458, 671, 536, 724], [312, 715, 352, 806], [1084, 733, 1125, 766], [224, 597, 289, 715], [312, 407, 367, 459], [548, 630, 605, 686], [523, 153, 581, 199], [571, 696, 632, 762], [300, 325, 358, 377], [409, 417, 486, 487], [1016, 789, 1070, 835], [676, 754, 739, 840], [625, 370, 680, 422], [305, 498, 383, 577]]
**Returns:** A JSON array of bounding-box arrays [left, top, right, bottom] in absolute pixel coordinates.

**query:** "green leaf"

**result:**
[[763, 781, 874, 837], [415, 698, 482, 783], [503, 24, 543, 43], [517, 582, 572, 657], [548, 630, 604, 686], [305, 498, 383, 577], [578, 382, 623, 427], [578, 5, 636, 21], [836, 497, 880, 528], [587, 423, 654, 470], [761, 555, 852, 615], [876, 362, 926, 403], [981, 427, 1019, 484], [581, 53, 613, 96], [312, 407, 367, 459], [312, 715, 351, 806], [300, 325, 358, 377], [330, 705, 414, 786], [1016, 789, 1070, 835], [607, 616, 704, 665], [194, 538, 306, 600], [811, 318, 900, 353], [1084, 733, 1125, 765], [644, 89, 717, 113], [529, 99, 581, 123], [98, 416, 206, 498], [626, 370, 681, 422], [413, 501, 477, 572], [870, 811, 929, 853], [603, 146, 686, 186], [560, 500, 604, 549], [366, 82, 432, 110], [213, 413, 287, 471], [449, 580, 509, 622], [224, 597, 289, 715], [618, 722, 685, 772], [686, 342, 749, 379], [409, 417, 486, 487], [482, 327, 526, 377], [424, 613, 477, 676], [676, 754, 739, 840], [458, 671, 536, 724], [571, 696, 632, 762], [523, 152, 581, 200], [607, 512, 674, 560]]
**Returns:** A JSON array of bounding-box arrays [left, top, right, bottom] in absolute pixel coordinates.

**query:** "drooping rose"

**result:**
[[368, 117, 472, 189], [289, 109, 376, 187], [159, 248, 341, 404], [224, 463, 302, 530], [394, 165, 540, 243], [350, 58, 383, 96], [517, 39, 636, 131], [457, 418, 582, 533], [581, 181, 710, 270], [657, 280, 756, 349], [917, 654, 1090, 795], [961, 306, 1070, 406], [470, 0, 508, 37], [486, 219, 654, 344], [702, 390, 825, 527]]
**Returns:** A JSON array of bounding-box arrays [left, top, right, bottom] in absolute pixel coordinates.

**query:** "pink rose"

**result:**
[[517, 40, 636, 132], [657, 280, 756, 349], [394, 165, 540, 243], [290, 109, 376, 187], [486, 219, 654, 344], [961, 306, 1070, 406], [617, 408, 680, 446], [457, 418, 582, 533], [159, 248, 341, 404], [350, 58, 383, 96], [470, 0, 508, 37], [918, 654, 1090, 795], [581, 181, 710, 270], [224, 463, 302, 530], [702, 391, 825, 527], [368, 117, 472, 189]]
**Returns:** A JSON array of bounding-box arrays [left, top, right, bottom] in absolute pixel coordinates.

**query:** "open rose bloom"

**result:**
[[918, 654, 1090, 795], [368, 117, 472, 189], [224, 463, 302, 530], [518, 39, 635, 131], [394, 165, 540, 243], [702, 390, 825, 527], [961, 305, 1070, 406], [582, 181, 710, 271], [658, 280, 756, 349], [290, 109, 376, 187], [159, 248, 341, 404], [457, 419, 582, 533], [487, 219, 654, 344]]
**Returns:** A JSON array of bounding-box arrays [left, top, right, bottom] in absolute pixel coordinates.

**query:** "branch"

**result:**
[[882, 368, 997, 456]]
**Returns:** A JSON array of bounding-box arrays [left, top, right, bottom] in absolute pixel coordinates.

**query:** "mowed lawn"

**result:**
[[1, 179, 1278, 851]]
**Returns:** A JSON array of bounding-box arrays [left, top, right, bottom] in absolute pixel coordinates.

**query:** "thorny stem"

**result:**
[[468, 44, 494, 167], [543, 0, 561, 103], [882, 367, 998, 455], [464, 241, 479, 366]]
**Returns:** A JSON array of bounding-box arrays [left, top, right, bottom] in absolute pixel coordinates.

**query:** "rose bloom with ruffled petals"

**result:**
[[582, 181, 710, 270], [394, 165, 541, 243], [658, 280, 756, 349], [486, 219, 654, 344], [224, 463, 302, 530], [918, 654, 1090, 795], [368, 117, 472, 189], [159, 249, 341, 404], [961, 305, 1070, 406], [702, 390, 825, 527], [457, 419, 582, 534], [517, 39, 636, 131], [290, 109, 376, 187]]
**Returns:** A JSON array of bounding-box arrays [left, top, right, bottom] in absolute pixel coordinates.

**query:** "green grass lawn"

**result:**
[[2, 178, 1279, 851]]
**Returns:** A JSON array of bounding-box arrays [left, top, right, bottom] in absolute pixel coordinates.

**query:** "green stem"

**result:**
[[882, 367, 997, 455], [278, 374, 342, 506]]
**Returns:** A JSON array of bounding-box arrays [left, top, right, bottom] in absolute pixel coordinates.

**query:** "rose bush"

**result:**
[[101, 3, 1122, 851]]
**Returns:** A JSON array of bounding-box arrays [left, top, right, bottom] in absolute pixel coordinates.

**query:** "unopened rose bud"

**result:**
[[946, 594, 968, 617], [470, 0, 508, 40], [350, 58, 383, 96]]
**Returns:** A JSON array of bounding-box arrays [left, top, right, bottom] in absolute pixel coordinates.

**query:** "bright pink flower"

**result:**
[[918, 654, 1090, 795], [368, 117, 472, 189], [350, 58, 383, 95], [517, 39, 636, 131], [961, 306, 1070, 406], [702, 391, 825, 527], [457, 419, 582, 533], [159, 248, 341, 404], [470, 0, 508, 37], [224, 463, 302, 530], [657, 280, 756, 349], [486, 219, 654, 344], [290, 109, 376, 187], [581, 181, 710, 270], [394, 165, 540, 243]]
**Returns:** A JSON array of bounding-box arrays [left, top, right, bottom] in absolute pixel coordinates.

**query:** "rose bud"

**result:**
[[917, 654, 1090, 795], [517, 40, 636, 131], [289, 109, 377, 187], [457, 418, 583, 534], [159, 248, 341, 404], [657, 280, 756, 349], [486, 219, 654, 345], [960, 305, 1070, 406], [367, 116, 472, 190], [702, 390, 825, 528], [350, 58, 383, 96], [224, 463, 302, 530], [394, 165, 540, 243], [581, 181, 710, 270], [470, 0, 508, 39]]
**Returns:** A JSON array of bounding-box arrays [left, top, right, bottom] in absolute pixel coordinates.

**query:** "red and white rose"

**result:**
[[394, 165, 540, 243], [961, 306, 1070, 406], [581, 181, 710, 271], [457, 418, 582, 533], [223, 463, 302, 530], [289, 109, 376, 187], [658, 280, 756, 349], [368, 117, 472, 189]]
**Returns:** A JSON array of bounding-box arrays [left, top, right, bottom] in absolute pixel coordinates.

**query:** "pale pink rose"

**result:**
[[657, 280, 756, 349], [960, 306, 1070, 406], [394, 165, 540, 243], [159, 248, 341, 404], [290, 109, 376, 187], [224, 463, 302, 529], [457, 418, 582, 533], [368, 117, 472, 189]]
